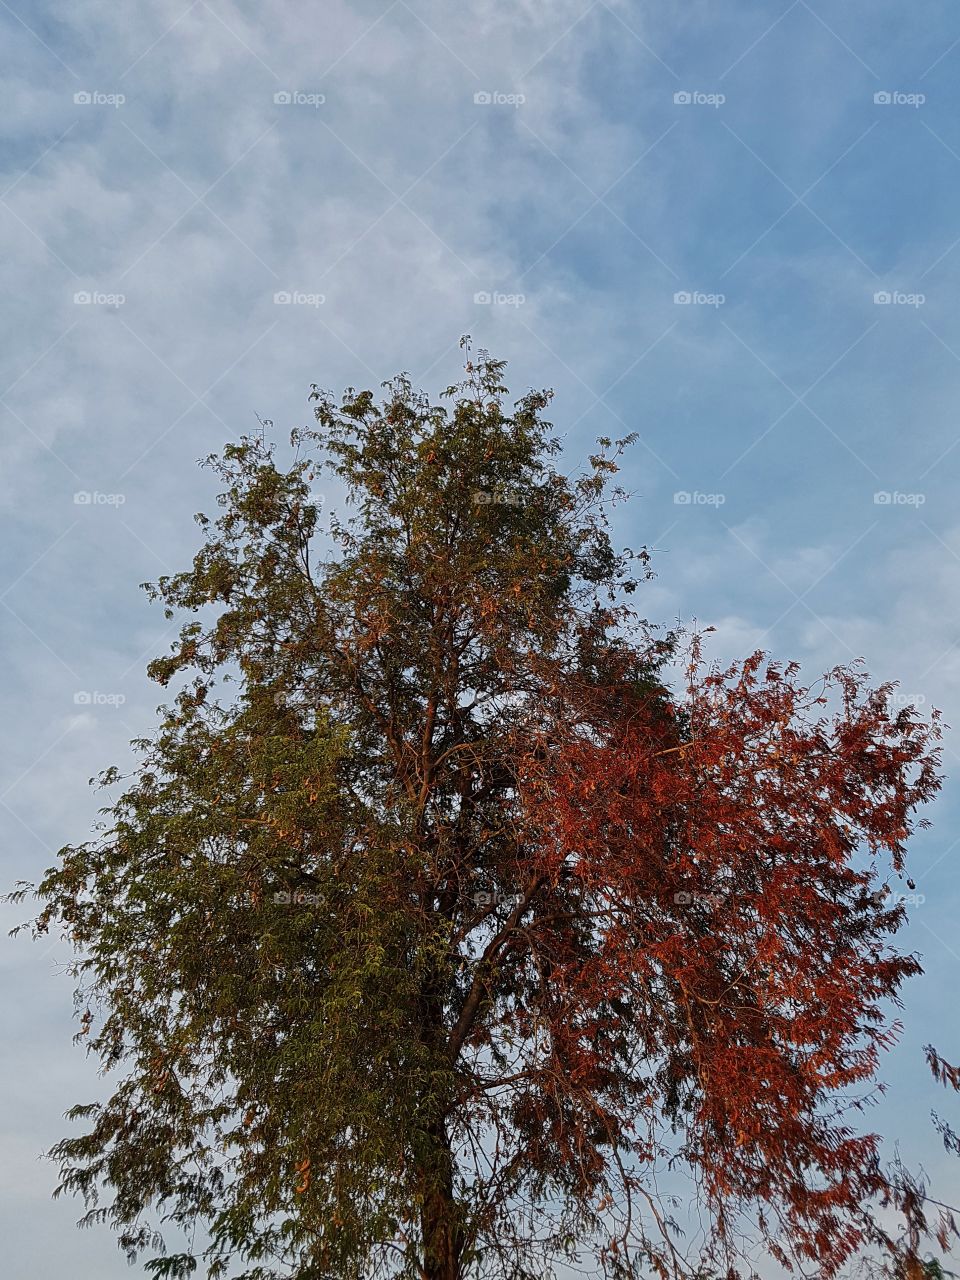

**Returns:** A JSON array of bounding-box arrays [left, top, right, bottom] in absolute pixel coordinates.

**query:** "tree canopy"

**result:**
[[9, 341, 945, 1280]]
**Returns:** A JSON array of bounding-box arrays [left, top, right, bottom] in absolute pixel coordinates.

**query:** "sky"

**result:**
[[2, 1, 960, 1275]]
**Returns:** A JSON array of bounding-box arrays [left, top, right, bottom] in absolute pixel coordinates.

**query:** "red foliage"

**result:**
[[508, 636, 942, 1274]]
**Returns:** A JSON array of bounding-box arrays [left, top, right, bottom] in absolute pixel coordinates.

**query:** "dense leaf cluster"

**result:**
[[9, 343, 944, 1280]]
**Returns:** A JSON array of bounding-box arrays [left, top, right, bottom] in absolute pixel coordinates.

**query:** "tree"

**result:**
[[859, 1047, 960, 1280], [8, 341, 944, 1280]]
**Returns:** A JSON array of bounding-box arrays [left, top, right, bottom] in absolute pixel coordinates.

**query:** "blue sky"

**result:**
[[3, 1, 960, 1275]]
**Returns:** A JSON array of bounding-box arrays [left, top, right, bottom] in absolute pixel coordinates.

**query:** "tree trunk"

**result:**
[[419, 1120, 464, 1280]]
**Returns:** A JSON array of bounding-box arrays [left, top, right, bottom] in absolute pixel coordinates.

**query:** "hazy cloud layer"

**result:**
[[3, 2, 960, 1275]]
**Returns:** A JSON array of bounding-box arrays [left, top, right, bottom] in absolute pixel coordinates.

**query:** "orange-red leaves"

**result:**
[[508, 643, 942, 1277]]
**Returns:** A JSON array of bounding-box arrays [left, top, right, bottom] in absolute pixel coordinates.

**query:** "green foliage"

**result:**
[[8, 342, 657, 1280], [8, 340, 941, 1280]]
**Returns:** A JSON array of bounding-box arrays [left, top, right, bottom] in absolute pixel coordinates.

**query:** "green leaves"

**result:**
[[9, 343, 942, 1280], [144, 1254, 199, 1278]]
